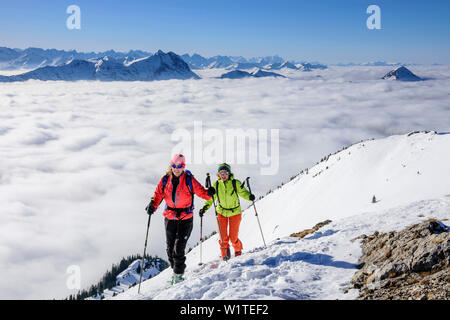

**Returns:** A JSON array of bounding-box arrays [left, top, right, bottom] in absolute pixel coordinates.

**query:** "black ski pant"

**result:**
[[164, 217, 193, 275]]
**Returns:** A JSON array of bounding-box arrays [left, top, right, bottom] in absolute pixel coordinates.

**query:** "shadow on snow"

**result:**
[[262, 252, 357, 270]]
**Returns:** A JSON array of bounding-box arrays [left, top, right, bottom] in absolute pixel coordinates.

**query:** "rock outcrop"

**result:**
[[350, 219, 449, 300], [290, 220, 332, 239]]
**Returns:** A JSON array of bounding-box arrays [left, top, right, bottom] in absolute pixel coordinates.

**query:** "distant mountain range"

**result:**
[[333, 61, 429, 67], [0, 46, 327, 72], [0, 46, 427, 83], [0, 50, 199, 82], [220, 68, 286, 79], [180, 53, 326, 71], [0, 46, 332, 82], [0, 47, 151, 70], [335, 61, 403, 67]]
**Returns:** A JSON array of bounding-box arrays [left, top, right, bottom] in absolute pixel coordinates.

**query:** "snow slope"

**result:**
[[114, 198, 450, 300], [113, 132, 450, 300]]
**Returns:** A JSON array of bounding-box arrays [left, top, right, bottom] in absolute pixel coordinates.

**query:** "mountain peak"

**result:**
[[382, 66, 422, 81]]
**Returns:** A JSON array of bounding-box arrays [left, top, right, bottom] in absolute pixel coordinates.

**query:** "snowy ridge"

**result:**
[[112, 132, 450, 300]]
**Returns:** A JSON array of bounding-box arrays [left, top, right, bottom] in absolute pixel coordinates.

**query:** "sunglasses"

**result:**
[[219, 171, 229, 176], [172, 164, 184, 169]]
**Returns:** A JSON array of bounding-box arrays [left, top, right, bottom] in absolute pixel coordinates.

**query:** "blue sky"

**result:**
[[0, 0, 449, 64]]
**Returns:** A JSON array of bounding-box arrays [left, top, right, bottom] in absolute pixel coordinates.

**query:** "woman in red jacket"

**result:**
[[146, 154, 215, 284]]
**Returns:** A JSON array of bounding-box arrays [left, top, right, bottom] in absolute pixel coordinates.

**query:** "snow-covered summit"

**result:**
[[219, 69, 254, 79], [250, 68, 285, 78], [382, 66, 422, 81]]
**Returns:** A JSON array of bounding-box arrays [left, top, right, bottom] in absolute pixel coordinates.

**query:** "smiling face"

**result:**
[[219, 169, 230, 181], [172, 166, 184, 177]]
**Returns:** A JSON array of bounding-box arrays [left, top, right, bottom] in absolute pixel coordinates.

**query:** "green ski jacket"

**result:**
[[202, 173, 251, 217]]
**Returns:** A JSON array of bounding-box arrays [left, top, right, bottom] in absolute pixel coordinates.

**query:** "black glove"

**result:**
[[207, 187, 215, 197], [199, 208, 206, 217], [145, 201, 156, 215], [249, 194, 255, 201]]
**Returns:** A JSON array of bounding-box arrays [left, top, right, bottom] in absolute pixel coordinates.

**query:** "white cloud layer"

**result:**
[[0, 66, 449, 299]]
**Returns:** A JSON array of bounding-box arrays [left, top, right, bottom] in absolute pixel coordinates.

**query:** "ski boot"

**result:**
[[171, 273, 184, 285], [223, 248, 231, 261]]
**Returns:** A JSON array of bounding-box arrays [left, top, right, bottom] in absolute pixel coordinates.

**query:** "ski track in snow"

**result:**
[[113, 197, 450, 300]]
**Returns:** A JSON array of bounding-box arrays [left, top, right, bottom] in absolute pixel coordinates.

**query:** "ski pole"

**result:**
[[138, 212, 152, 294], [199, 212, 203, 266], [245, 177, 266, 248], [206, 173, 226, 258]]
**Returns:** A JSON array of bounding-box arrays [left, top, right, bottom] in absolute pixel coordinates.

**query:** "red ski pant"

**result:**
[[217, 213, 243, 258]]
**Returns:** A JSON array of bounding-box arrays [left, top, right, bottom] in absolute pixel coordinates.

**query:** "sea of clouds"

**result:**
[[0, 65, 449, 299]]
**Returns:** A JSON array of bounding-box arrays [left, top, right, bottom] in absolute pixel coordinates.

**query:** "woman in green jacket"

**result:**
[[199, 163, 255, 260]]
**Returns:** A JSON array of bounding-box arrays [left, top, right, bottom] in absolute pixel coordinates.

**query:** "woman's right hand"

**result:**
[[145, 201, 156, 215], [207, 187, 215, 196]]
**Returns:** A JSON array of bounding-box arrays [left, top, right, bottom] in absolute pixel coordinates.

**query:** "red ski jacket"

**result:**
[[151, 171, 211, 220]]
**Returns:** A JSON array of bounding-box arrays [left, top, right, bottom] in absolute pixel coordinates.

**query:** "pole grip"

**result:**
[[245, 177, 252, 194], [206, 173, 211, 188]]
